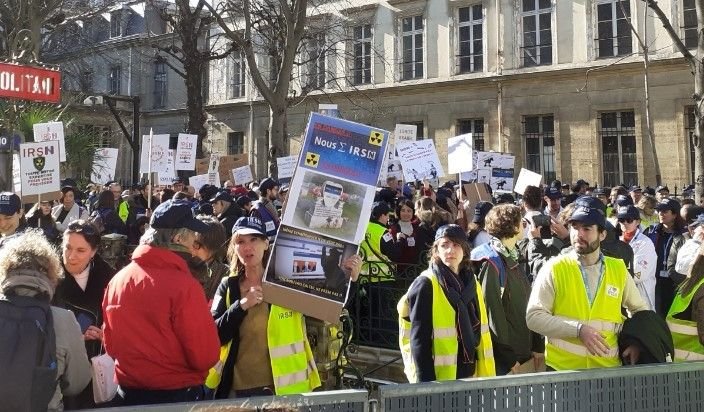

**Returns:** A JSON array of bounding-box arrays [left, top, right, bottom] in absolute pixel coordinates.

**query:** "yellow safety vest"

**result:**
[[397, 270, 495, 383], [205, 277, 321, 395], [360, 222, 394, 282], [117, 200, 129, 223], [666, 277, 704, 362], [545, 255, 626, 370]]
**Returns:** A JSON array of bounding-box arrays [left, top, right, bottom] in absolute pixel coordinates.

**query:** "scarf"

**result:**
[[431, 261, 481, 364], [489, 236, 519, 262]]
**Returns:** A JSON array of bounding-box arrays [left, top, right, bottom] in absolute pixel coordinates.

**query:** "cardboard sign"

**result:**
[[139, 134, 171, 174], [19, 141, 61, 196], [33, 121, 66, 162], [395, 139, 445, 183], [514, 168, 544, 195], [175, 133, 198, 170], [195, 154, 249, 184], [91, 148, 119, 184], [276, 155, 298, 179], [463, 183, 493, 217], [447, 133, 474, 174], [232, 165, 254, 185]]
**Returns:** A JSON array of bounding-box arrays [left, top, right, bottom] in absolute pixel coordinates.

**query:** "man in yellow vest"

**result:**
[[667, 239, 704, 362], [526, 196, 649, 370]]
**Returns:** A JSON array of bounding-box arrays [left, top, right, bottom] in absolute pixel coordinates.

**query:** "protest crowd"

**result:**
[[4, 139, 704, 410]]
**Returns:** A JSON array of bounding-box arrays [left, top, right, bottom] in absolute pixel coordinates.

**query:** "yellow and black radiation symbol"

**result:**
[[305, 152, 320, 167], [369, 130, 383, 146]]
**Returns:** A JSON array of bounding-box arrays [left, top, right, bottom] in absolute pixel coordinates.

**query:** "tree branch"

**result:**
[[643, 0, 695, 69]]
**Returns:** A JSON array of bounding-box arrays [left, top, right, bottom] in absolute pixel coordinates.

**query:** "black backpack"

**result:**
[[0, 294, 58, 412]]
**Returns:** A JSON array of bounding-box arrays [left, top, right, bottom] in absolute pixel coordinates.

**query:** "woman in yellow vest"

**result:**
[[667, 239, 704, 362], [398, 224, 495, 382], [206, 217, 361, 398]]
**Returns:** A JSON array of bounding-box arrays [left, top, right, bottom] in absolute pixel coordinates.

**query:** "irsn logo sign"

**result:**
[[0, 62, 61, 103]]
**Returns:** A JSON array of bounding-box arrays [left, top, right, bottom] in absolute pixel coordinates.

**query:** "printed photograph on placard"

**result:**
[[490, 168, 515, 191], [265, 225, 358, 303], [282, 169, 374, 244]]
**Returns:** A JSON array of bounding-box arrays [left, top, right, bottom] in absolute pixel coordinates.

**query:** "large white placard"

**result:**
[[33, 121, 66, 162], [232, 165, 254, 185], [175, 133, 198, 170], [447, 133, 474, 174], [189, 173, 209, 193], [91, 148, 119, 184], [513, 168, 544, 195], [19, 141, 61, 196], [12, 154, 21, 195], [139, 134, 171, 174], [157, 150, 176, 186], [276, 155, 298, 179], [395, 139, 445, 182]]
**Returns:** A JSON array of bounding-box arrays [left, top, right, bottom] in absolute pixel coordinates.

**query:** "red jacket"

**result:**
[[102, 245, 220, 390]]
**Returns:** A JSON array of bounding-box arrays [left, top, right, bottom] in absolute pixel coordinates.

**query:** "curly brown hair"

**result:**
[[485, 204, 522, 239]]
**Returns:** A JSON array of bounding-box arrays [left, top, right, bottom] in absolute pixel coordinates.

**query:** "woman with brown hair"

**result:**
[[471, 204, 543, 374], [52, 186, 89, 232], [26, 199, 60, 242], [398, 224, 495, 383], [207, 217, 361, 398], [53, 220, 117, 409]]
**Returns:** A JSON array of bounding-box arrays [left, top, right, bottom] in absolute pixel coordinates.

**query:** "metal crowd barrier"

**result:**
[[99, 389, 369, 412], [376, 361, 704, 412]]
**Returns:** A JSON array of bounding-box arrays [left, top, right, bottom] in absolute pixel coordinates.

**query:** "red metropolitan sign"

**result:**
[[0, 62, 61, 103]]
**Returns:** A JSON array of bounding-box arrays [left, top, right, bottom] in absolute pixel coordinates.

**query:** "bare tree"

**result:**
[[149, 0, 233, 157], [204, 0, 364, 177], [643, 0, 704, 201]]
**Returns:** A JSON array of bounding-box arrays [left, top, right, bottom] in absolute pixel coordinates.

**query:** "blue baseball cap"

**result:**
[[150, 199, 209, 232], [616, 205, 640, 221], [209, 190, 233, 204], [435, 224, 468, 244], [655, 198, 681, 214], [232, 216, 266, 236], [0, 192, 21, 216], [544, 186, 563, 199], [569, 196, 606, 228]]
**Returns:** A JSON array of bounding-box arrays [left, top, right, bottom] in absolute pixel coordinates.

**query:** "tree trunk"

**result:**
[[694, 60, 704, 203], [268, 104, 288, 179], [184, 58, 207, 158]]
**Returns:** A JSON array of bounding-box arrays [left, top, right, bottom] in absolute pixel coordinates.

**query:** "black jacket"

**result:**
[[53, 254, 116, 358], [618, 310, 674, 364], [219, 202, 244, 236]]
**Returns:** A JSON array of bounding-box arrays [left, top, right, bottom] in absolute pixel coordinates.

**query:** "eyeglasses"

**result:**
[[66, 221, 99, 235], [617, 218, 635, 224]]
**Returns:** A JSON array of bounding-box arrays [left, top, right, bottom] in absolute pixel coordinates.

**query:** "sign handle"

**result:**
[[147, 129, 154, 210]]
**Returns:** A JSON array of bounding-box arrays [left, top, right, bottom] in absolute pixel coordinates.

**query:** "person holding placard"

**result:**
[[52, 186, 89, 233], [206, 217, 362, 398], [26, 199, 60, 243]]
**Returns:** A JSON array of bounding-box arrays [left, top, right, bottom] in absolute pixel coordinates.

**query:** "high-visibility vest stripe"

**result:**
[[666, 277, 704, 363], [554, 316, 622, 334], [433, 327, 457, 338], [667, 321, 699, 336], [270, 341, 306, 359], [550, 338, 619, 358]]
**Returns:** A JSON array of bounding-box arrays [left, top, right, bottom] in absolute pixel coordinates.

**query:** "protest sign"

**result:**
[[175, 133, 198, 170], [91, 148, 119, 184], [189, 173, 209, 192], [157, 150, 176, 186], [319, 104, 340, 118], [460, 151, 516, 192], [232, 165, 254, 185], [514, 168, 544, 195], [139, 134, 171, 174], [394, 124, 417, 142], [12, 154, 21, 195], [33, 121, 66, 162], [196, 154, 248, 183], [276, 155, 298, 179], [395, 139, 445, 183], [265, 113, 389, 323], [463, 183, 493, 217], [447, 134, 474, 174], [19, 141, 61, 196]]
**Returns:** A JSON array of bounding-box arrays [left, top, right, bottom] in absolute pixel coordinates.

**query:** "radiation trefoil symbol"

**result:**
[[305, 152, 320, 168], [369, 130, 383, 146]]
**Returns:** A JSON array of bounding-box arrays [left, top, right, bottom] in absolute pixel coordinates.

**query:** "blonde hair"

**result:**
[[226, 232, 270, 277], [0, 230, 63, 296]]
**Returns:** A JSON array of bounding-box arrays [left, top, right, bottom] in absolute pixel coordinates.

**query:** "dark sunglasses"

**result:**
[[617, 218, 635, 224], [67, 221, 99, 235]]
